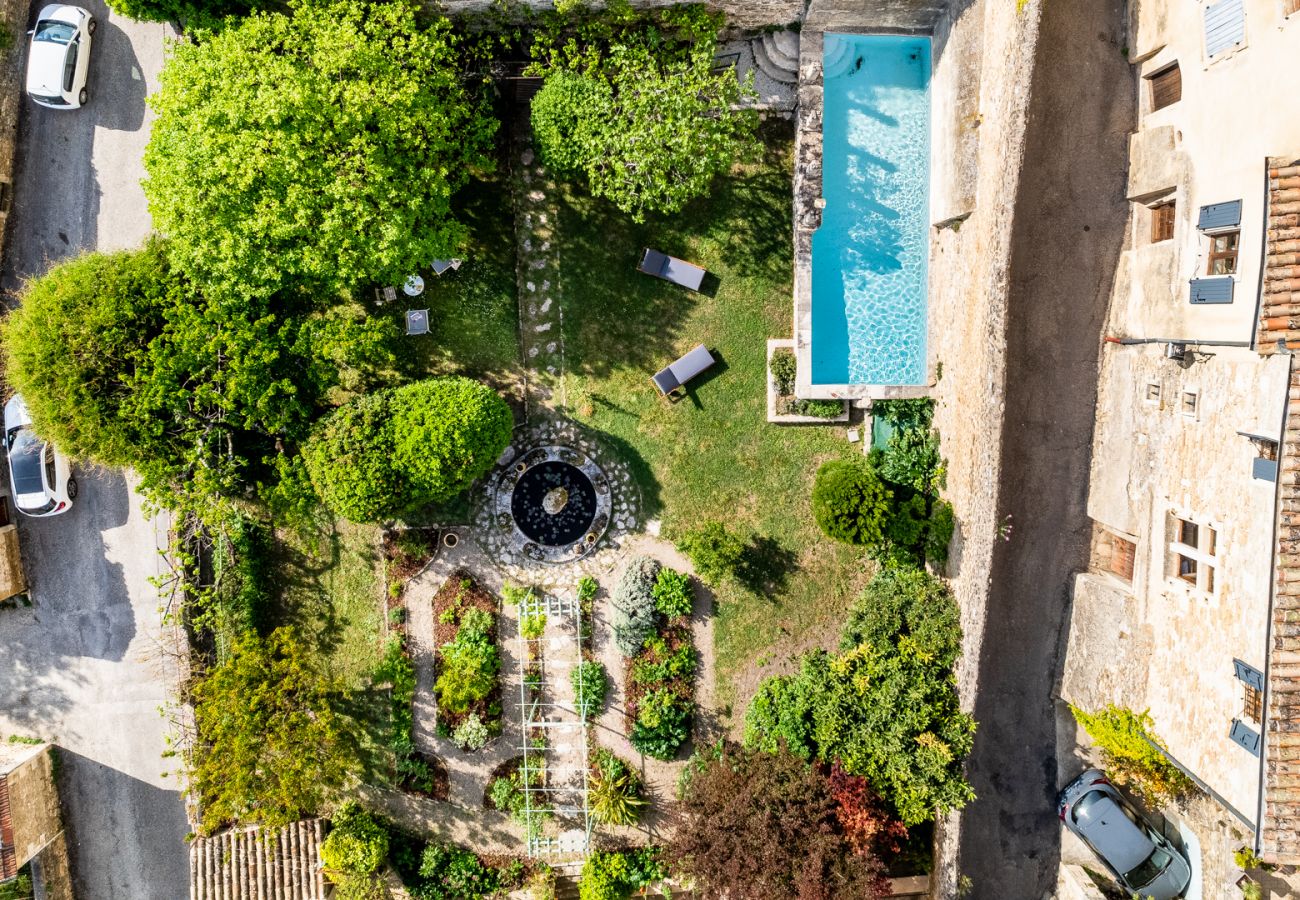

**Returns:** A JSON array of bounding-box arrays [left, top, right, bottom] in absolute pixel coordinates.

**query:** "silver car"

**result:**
[[25, 4, 95, 109], [4, 395, 76, 517], [1058, 769, 1192, 899]]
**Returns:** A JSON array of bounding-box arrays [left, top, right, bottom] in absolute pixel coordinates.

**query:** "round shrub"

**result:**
[[321, 801, 389, 876], [388, 378, 514, 506], [451, 713, 491, 751], [630, 691, 691, 760], [841, 568, 961, 667], [675, 521, 745, 586], [612, 556, 660, 656], [810, 457, 892, 546], [652, 567, 693, 618]]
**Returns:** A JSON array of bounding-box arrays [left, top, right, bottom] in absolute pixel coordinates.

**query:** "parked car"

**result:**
[[1059, 769, 1192, 899], [25, 4, 95, 109], [4, 396, 75, 517]]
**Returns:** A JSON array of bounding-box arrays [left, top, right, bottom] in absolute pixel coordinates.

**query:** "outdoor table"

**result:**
[[403, 275, 425, 297]]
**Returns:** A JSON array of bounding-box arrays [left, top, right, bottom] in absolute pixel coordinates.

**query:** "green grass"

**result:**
[[410, 173, 522, 389], [549, 122, 869, 705]]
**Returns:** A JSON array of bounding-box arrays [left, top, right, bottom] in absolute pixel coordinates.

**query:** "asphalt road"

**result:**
[[954, 0, 1134, 897], [0, 4, 189, 898]]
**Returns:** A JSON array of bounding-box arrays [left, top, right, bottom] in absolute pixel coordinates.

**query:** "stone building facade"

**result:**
[[1061, 0, 1300, 875]]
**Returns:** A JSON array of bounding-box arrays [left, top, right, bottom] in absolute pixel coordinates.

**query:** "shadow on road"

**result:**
[[955, 0, 1134, 897], [57, 749, 189, 900], [89, 11, 148, 134]]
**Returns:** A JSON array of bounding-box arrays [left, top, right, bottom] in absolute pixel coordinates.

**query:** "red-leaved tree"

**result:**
[[670, 743, 888, 900], [828, 762, 909, 858]]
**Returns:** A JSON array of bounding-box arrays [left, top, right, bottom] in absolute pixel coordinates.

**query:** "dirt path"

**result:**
[[954, 1, 1134, 897]]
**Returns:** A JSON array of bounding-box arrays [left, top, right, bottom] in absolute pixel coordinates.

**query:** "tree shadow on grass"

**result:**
[[736, 534, 799, 595]]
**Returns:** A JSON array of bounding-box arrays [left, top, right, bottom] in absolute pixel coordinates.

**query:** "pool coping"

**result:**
[[792, 27, 933, 402]]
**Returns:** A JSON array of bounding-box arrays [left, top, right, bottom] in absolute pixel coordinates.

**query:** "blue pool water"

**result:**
[[811, 33, 931, 386]]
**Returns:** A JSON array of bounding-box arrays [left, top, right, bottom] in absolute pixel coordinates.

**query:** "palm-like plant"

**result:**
[[589, 751, 648, 826]]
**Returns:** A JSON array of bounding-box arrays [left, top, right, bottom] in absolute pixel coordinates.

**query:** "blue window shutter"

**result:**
[[1197, 200, 1242, 231], [1230, 719, 1261, 756], [1233, 658, 1265, 691], [1205, 0, 1246, 58], [1253, 458, 1278, 482], [1190, 277, 1234, 304]]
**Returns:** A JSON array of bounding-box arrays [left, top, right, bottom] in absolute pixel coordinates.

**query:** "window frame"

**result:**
[[1147, 63, 1182, 111], [1168, 513, 1218, 596], [1150, 201, 1176, 243], [1181, 389, 1200, 420], [1207, 230, 1240, 275]]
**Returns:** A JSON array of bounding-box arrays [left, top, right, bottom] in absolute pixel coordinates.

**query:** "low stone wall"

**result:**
[[0, 0, 28, 265], [805, 0, 948, 31]]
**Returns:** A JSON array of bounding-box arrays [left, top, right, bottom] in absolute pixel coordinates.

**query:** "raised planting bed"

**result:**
[[613, 557, 697, 761], [382, 527, 441, 607], [378, 635, 450, 800], [766, 339, 849, 424], [433, 570, 503, 751]]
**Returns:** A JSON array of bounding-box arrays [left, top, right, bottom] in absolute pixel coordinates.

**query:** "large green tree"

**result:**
[[529, 7, 757, 220], [302, 377, 512, 522], [191, 628, 360, 832], [145, 0, 497, 297]]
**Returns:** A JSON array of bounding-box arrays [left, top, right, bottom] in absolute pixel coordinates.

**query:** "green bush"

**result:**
[[451, 713, 490, 751], [435, 613, 500, 717], [631, 691, 691, 760], [303, 377, 512, 523], [841, 568, 962, 668], [589, 749, 647, 826], [571, 661, 609, 715], [789, 398, 844, 418], [741, 675, 817, 760], [873, 398, 933, 431], [578, 849, 666, 900], [577, 576, 599, 603], [769, 348, 796, 395], [415, 843, 499, 900], [321, 801, 389, 876], [1070, 705, 1195, 806], [811, 457, 893, 546], [675, 521, 745, 586], [881, 421, 943, 493], [926, 500, 955, 565], [652, 567, 693, 618], [631, 638, 696, 685], [612, 556, 661, 656]]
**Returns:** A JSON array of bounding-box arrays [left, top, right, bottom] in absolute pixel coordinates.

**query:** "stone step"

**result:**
[[770, 28, 800, 63], [761, 30, 800, 71], [822, 34, 855, 79], [751, 35, 798, 85]]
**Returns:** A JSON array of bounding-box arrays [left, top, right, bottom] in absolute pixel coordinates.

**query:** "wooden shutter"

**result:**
[[1234, 658, 1265, 691], [1230, 718, 1261, 756], [1285, 0, 1300, 16], [1190, 277, 1235, 304], [1149, 64, 1181, 110]]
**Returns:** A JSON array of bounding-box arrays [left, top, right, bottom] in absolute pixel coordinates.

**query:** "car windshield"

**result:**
[[1125, 845, 1173, 888], [9, 430, 46, 496], [34, 20, 75, 43]]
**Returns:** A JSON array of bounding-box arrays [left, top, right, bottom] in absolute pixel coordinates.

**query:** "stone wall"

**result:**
[[438, 0, 805, 30], [0, 0, 28, 261], [805, 0, 948, 31]]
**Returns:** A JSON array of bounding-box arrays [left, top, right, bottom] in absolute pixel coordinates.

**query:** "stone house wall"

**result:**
[[437, 0, 806, 30]]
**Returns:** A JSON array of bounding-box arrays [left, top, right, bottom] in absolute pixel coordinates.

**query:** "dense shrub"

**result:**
[[881, 421, 943, 493], [811, 458, 893, 546], [321, 801, 389, 876], [578, 848, 666, 900], [612, 556, 660, 656], [1070, 705, 1195, 805], [487, 759, 550, 839], [630, 692, 691, 761], [926, 500, 955, 565], [435, 608, 500, 717], [571, 661, 609, 715], [303, 378, 512, 523], [589, 749, 647, 826], [828, 764, 909, 858], [789, 398, 845, 418], [770, 348, 797, 395], [669, 743, 887, 899], [652, 567, 693, 618], [741, 673, 818, 759], [841, 568, 962, 668], [415, 843, 499, 900], [675, 521, 745, 586], [451, 713, 490, 751], [630, 637, 696, 685]]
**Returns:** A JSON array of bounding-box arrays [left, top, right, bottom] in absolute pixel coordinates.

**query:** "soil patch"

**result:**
[[431, 569, 502, 739], [399, 750, 450, 802]]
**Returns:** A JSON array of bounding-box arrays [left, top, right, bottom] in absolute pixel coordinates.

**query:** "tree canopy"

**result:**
[[670, 743, 888, 900], [302, 377, 513, 522], [191, 628, 360, 832], [145, 0, 497, 297], [529, 6, 758, 220]]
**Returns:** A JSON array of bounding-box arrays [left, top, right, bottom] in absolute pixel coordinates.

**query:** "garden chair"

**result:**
[[638, 248, 707, 292], [652, 344, 716, 400]]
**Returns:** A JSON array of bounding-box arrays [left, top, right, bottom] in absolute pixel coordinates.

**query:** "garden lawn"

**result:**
[[551, 122, 870, 708]]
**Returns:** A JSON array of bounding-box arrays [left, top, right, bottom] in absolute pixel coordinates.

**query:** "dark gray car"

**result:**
[[1058, 769, 1192, 899]]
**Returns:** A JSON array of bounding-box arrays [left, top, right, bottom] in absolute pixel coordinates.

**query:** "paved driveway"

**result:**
[[0, 5, 189, 898]]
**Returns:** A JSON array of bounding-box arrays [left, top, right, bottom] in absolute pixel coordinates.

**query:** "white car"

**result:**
[[4, 396, 75, 517], [25, 5, 95, 110]]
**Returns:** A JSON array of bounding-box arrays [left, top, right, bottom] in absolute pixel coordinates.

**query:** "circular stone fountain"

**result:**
[[494, 446, 613, 563]]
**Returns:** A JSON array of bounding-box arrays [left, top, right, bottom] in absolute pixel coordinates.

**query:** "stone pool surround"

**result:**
[[793, 27, 935, 402]]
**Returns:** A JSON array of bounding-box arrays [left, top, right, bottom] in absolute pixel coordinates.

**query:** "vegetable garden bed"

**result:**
[[432, 570, 503, 750]]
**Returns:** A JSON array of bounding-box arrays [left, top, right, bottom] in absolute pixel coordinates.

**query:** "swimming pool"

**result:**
[[810, 33, 931, 387]]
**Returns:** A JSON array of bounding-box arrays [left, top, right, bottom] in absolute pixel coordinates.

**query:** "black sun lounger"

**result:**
[[638, 248, 707, 292]]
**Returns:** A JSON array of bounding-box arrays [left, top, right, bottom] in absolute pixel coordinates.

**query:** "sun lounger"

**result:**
[[638, 248, 707, 291], [652, 344, 716, 399]]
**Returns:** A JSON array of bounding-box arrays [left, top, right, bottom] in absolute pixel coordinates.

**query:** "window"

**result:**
[[1150, 202, 1176, 242], [1168, 514, 1217, 594], [1148, 64, 1182, 111], [1204, 0, 1246, 59], [1235, 659, 1265, 723], [1208, 231, 1239, 275], [1109, 535, 1137, 582], [1181, 390, 1200, 419], [1244, 684, 1263, 723], [1144, 381, 1162, 404], [63, 41, 77, 94]]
